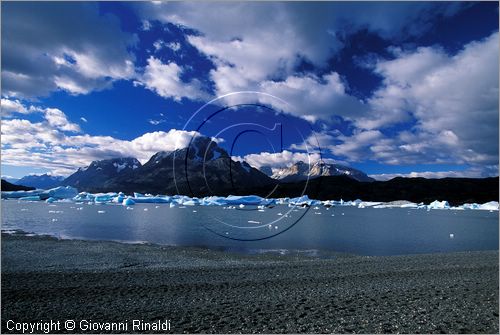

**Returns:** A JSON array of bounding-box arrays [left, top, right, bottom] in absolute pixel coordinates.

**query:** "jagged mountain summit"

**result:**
[[62, 157, 141, 190], [66, 136, 275, 195], [15, 174, 64, 189], [262, 160, 374, 183]]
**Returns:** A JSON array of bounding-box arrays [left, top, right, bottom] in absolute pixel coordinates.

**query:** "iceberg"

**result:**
[[2, 189, 44, 199], [113, 192, 126, 203], [200, 196, 227, 206], [478, 201, 499, 211], [357, 201, 382, 208], [224, 195, 275, 206], [288, 195, 320, 206], [427, 200, 450, 210], [73, 192, 95, 201], [43, 186, 78, 200], [93, 193, 117, 203], [460, 201, 499, 211], [122, 197, 136, 206], [45, 197, 57, 203], [19, 195, 41, 201]]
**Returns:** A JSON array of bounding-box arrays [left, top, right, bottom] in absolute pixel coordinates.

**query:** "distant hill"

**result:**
[[16, 174, 64, 189], [1, 179, 35, 191]]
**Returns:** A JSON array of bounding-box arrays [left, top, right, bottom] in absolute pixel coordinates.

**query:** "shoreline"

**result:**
[[2, 234, 499, 333]]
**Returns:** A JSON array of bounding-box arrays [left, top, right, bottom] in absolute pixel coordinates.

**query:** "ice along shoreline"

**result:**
[[1, 185, 499, 211]]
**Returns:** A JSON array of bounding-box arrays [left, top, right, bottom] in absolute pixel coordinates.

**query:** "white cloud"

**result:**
[[1, 98, 32, 117], [1, 98, 81, 133], [1, 102, 216, 175], [258, 73, 367, 123], [153, 40, 181, 52], [44, 108, 81, 132], [137, 57, 209, 102], [153, 40, 164, 51], [135, 1, 468, 123], [167, 42, 181, 52], [148, 119, 165, 125], [370, 166, 499, 181], [80, 117, 88, 123], [360, 32, 499, 167], [233, 150, 327, 170], [2, 2, 136, 98]]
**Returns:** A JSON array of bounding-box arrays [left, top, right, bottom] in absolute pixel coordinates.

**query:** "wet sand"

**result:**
[[1, 233, 498, 333]]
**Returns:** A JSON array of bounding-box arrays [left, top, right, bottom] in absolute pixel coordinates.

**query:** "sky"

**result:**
[[1, 1, 498, 180]]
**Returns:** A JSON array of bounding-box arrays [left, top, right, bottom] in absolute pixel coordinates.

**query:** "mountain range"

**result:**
[[63, 136, 275, 195], [15, 174, 65, 189], [2, 136, 498, 205]]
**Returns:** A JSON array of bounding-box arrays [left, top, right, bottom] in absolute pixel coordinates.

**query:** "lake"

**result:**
[[1, 200, 498, 256]]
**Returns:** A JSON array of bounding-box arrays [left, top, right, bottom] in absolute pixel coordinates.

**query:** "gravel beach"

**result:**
[[1, 233, 498, 333]]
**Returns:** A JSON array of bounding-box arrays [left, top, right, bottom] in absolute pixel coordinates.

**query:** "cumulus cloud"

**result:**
[[1, 101, 214, 175], [1, 98, 33, 117], [1, 2, 136, 98], [258, 73, 367, 122], [44, 108, 81, 132], [135, 1, 468, 122], [1, 98, 81, 133], [137, 57, 209, 102], [233, 150, 333, 170], [359, 32, 499, 167]]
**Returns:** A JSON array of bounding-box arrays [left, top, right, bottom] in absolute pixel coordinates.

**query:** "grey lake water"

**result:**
[[1, 200, 498, 256]]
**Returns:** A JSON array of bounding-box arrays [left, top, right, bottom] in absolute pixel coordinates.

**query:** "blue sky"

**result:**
[[1, 1, 498, 180]]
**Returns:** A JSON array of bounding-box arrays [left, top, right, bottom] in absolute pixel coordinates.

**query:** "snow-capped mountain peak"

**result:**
[[263, 160, 374, 182]]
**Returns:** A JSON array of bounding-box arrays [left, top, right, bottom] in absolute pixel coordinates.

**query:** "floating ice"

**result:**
[[94, 193, 117, 204], [289, 195, 318, 207], [2, 185, 497, 212], [225, 195, 275, 206], [427, 200, 450, 210], [2, 190, 43, 199], [19, 196, 40, 201], [45, 186, 78, 200], [122, 197, 135, 206]]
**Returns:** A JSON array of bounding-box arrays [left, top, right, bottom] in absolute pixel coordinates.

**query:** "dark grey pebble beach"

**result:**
[[1, 234, 498, 333]]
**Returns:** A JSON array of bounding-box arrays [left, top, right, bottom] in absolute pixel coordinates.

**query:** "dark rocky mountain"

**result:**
[[75, 136, 276, 195], [1, 179, 35, 191], [15, 174, 64, 189], [61, 157, 141, 191], [261, 160, 374, 182]]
